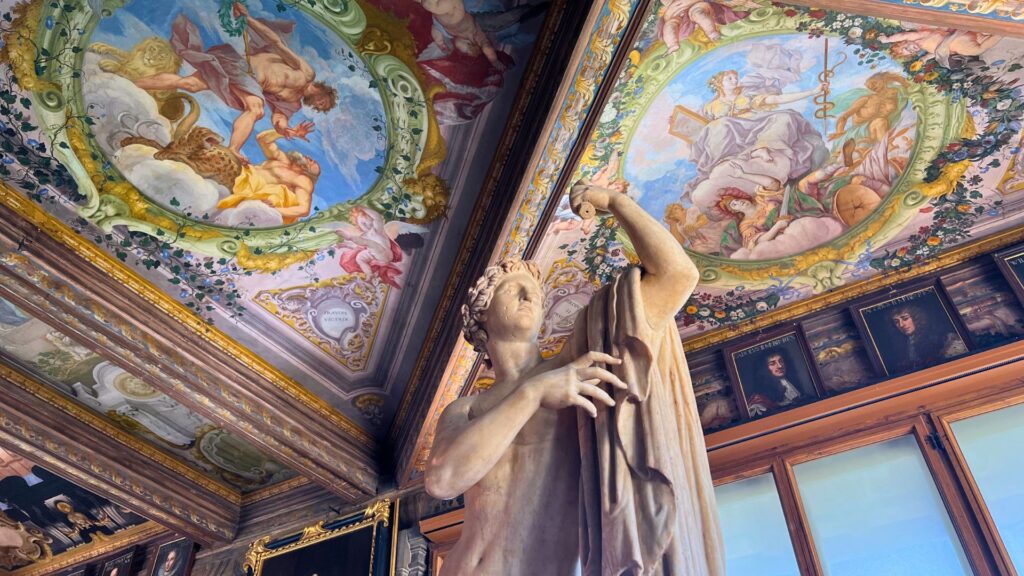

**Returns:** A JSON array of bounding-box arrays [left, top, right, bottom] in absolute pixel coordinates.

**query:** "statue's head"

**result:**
[[462, 258, 544, 355]]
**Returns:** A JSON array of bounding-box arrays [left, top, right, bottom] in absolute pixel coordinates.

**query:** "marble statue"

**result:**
[[426, 182, 724, 575]]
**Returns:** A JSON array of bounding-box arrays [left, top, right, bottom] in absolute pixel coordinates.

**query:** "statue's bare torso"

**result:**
[[442, 385, 581, 576]]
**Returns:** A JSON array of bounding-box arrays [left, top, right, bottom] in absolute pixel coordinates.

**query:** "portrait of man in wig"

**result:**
[[427, 182, 724, 575]]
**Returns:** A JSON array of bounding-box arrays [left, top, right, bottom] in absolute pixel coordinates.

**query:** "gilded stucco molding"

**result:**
[[0, 266, 374, 497], [241, 476, 313, 506], [0, 361, 241, 504], [0, 184, 374, 449], [10, 522, 167, 576], [0, 217, 378, 497]]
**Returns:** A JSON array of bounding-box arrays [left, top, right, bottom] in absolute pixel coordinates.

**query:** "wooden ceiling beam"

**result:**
[[0, 194, 379, 503]]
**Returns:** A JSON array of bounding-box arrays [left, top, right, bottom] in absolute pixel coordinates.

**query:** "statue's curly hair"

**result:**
[[461, 258, 543, 355]]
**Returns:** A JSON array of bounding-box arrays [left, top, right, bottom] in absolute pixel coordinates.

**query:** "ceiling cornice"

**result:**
[[0, 193, 379, 501]]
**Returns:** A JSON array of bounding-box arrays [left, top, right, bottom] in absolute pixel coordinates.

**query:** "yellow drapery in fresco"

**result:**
[[216, 165, 301, 223]]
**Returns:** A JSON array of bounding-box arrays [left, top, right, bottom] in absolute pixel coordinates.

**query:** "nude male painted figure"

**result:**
[[134, 3, 337, 158], [426, 183, 724, 575]]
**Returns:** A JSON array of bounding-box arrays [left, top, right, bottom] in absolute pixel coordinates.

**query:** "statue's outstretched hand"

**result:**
[[525, 351, 626, 417]]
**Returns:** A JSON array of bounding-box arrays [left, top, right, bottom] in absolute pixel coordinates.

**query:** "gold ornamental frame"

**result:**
[[243, 498, 397, 576]]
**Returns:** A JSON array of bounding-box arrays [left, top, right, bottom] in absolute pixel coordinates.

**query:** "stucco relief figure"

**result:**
[[426, 183, 723, 575]]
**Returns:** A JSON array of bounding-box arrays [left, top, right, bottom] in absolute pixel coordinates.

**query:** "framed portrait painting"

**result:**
[[725, 326, 822, 419], [994, 244, 1024, 307], [851, 283, 972, 377], [150, 538, 193, 576], [100, 550, 134, 576]]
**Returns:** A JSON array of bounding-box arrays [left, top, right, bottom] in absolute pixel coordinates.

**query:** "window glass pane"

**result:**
[[950, 402, 1024, 569], [715, 473, 801, 576], [793, 435, 971, 576]]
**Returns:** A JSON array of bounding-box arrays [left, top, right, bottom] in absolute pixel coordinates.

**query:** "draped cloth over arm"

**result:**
[[575, 267, 724, 576]]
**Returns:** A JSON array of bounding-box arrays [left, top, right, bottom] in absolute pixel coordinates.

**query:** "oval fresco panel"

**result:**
[[626, 33, 918, 260], [84, 0, 388, 229], [573, 8, 961, 290]]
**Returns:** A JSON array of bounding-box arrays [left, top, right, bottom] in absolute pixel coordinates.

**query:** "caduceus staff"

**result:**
[[814, 37, 847, 137]]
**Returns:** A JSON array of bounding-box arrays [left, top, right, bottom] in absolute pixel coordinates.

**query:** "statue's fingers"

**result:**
[[570, 395, 598, 418], [578, 383, 615, 407], [574, 351, 621, 367], [579, 367, 627, 390]]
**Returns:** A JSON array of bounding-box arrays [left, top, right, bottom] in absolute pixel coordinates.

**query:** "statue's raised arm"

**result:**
[[569, 180, 700, 326]]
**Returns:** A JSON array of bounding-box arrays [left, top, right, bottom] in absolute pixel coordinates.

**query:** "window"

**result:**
[[949, 402, 1024, 570], [715, 473, 801, 576], [792, 436, 971, 576]]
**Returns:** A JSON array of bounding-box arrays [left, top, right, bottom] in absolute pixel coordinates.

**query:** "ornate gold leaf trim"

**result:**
[[243, 498, 391, 575], [0, 182, 374, 449], [0, 360, 241, 503], [10, 522, 167, 576], [241, 476, 312, 506]]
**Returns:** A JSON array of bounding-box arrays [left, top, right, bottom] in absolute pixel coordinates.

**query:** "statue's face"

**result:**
[[483, 271, 545, 344]]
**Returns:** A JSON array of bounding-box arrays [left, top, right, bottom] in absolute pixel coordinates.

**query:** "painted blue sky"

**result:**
[[90, 0, 387, 212]]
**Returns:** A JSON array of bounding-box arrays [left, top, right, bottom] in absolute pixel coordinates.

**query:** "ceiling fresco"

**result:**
[[0, 447, 150, 572], [0, 0, 549, 433], [0, 297, 295, 494], [528, 0, 1024, 344]]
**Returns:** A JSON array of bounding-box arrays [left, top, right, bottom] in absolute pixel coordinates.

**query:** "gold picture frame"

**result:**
[[243, 499, 396, 576]]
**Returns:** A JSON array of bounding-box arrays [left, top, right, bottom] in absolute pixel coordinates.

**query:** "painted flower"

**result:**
[[997, 100, 1012, 110], [686, 305, 698, 314], [924, 71, 939, 81], [714, 310, 726, 319], [847, 27, 863, 39], [735, 310, 746, 319], [889, 258, 902, 267], [808, 8, 827, 18], [864, 29, 878, 41], [909, 61, 924, 72], [897, 247, 908, 256], [783, 8, 798, 16], [926, 236, 941, 246], [755, 301, 768, 311], [957, 204, 972, 212], [698, 307, 711, 317]]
